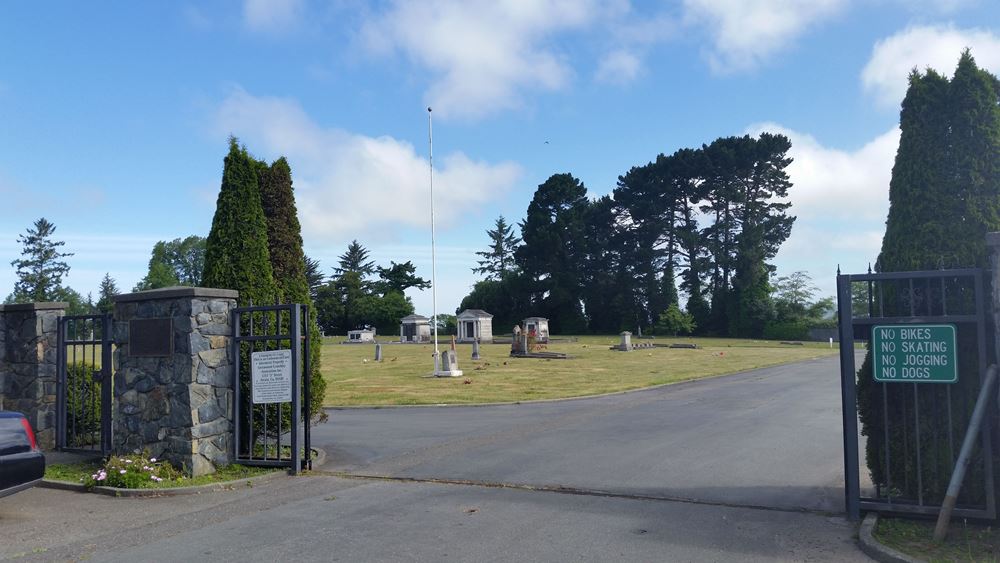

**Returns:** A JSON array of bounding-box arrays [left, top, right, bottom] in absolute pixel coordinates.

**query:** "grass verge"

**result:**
[[874, 516, 1000, 562], [45, 461, 276, 489], [322, 334, 840, 406]]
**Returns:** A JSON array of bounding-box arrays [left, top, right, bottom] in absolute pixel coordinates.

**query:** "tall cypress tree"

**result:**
[[258, 156, 326, 421], [858, 51, 1000, 504], [202, 137, 278, 306]]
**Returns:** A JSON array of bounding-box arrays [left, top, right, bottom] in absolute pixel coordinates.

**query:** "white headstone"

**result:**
[[619, 331, 632, 351]]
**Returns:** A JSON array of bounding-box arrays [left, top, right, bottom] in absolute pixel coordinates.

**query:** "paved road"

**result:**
[[314, 354, 853, 513], [1, 354, 869, 561]]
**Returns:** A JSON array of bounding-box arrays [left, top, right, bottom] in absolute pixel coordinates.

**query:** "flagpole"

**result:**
[[428, 107, 440, 374]]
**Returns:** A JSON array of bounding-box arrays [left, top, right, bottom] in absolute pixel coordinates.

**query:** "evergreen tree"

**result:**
[[304, 256, 324, 303], [11, 217, 73, 302], [858, 51, 1000, 505], [258, 156, 326, 421], [473, 216, 521, 280], [202, 137, 278, 306], [516, 173, 590, 334], [95, 273, 119, 313], [335, 240, 376, 278], [375, 261, 430, 295]]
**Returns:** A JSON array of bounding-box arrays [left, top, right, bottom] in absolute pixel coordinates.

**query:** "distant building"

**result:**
[[457, 309, 494, 343], [400, 314, 431, 343], [346, 328, 376, 343], [522, 317, 549, 343]]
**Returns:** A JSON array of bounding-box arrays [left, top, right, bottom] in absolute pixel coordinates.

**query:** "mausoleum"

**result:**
[[523, 317, 550, 343], [457, 309, 493, 343], [400, 314, 431, 343], [346, 328, 376, 343]]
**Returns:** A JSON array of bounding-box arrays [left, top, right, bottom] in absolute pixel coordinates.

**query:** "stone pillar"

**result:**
[[0, 302, 66, 449], [112, 287, 238, 477]]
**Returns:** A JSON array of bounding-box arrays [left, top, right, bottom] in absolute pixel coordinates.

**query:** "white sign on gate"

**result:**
[[251, 349, 292, 404]]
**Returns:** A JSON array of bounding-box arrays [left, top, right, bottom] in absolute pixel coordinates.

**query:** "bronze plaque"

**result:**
[[129, 318, 173, 357]]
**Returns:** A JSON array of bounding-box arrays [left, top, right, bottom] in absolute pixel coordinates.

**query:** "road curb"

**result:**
[[39, 448, 327, 498], [858, 513, 923, 563]]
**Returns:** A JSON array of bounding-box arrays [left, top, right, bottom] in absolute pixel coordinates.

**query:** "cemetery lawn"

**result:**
[[321, 335, 840, 406]]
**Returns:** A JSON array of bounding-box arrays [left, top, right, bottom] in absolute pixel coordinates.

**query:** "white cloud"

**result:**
[[683, 0, 847, 72], [595, 49, 642, 84], [745, 122, 901, 291], [862, 24, 1000, 107], [213, 88, 522, 245], [358, 0, 612, 119], [243, 0, 303, 32], [747, 122, 900, 221]]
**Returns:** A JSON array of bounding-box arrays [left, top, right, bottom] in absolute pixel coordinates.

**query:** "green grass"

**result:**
[[875, 516, 1000, 562], [45, 461, 276, 489], [321, 334, 840, 406]]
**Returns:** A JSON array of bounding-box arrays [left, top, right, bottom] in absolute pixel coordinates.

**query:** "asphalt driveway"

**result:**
[[314, 353, 855, 514]]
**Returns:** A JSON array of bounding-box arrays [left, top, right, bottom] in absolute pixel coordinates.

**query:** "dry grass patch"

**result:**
[[321, 335, 838, 406]]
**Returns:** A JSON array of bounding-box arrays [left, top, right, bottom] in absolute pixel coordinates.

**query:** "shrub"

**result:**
[[83, 454, 180, 489]]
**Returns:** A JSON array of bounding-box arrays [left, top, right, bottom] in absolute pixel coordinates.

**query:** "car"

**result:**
[[0, 411, 45, 498]]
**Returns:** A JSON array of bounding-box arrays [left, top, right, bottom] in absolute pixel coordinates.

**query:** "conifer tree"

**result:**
[[258, 156, 326, 421], [201, 137, 278, 306], [473, 216, 521, 280], [11, 217, 73, 302], [95, 273, 118, 313], [858, 51, 1000, 504]]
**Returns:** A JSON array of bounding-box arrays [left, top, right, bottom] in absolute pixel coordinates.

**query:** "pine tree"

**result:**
[[11, 217, 73, 302], [95, 273, 119, 313], [335, 240, 375, 278], [473, 216, 521, 280], [201, 137, 278, 306], [258, 156, 326, 422], [516, 173, 590, 334]]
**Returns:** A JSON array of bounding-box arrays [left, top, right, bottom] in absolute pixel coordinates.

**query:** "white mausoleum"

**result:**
[[457, 309, 493, 343]]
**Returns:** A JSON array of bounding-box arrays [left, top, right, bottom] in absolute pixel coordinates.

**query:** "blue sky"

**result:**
[[1, 1, 999, 318]]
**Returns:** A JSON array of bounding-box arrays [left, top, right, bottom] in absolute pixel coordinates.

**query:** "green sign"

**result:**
[[872, 324, 957, 384]]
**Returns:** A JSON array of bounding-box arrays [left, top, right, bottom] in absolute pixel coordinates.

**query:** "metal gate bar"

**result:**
[[837, 268, 995, 521], [56, 314, 112, 455], [232, 303, 309, 474]]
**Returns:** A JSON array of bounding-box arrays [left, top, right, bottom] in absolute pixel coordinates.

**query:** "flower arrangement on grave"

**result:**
[[527, 329, 546, 353]]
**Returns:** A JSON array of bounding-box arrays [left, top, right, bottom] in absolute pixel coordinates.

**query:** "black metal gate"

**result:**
[[232, 303, 311, 474], [56, 313, 113, 455], [837, 268, 996, 521]]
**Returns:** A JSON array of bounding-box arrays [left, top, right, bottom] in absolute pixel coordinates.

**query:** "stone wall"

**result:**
[[113, 287, 238, 476], [0, 302, 66, 449]]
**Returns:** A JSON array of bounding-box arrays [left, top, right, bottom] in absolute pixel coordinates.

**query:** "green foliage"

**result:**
[[858, 51, 1000, 505], [655, 304, 696, 336], [95, 273, 118, 313], [64, 361, 101, 447], [434, 314, 457, 335], [201, 137, 278, 306], [335, 240, 375, 279], [257, 156, 325, 420], [304, 256, 324, 302], [11, 217, 73, 302], [516, 173, 590, 334], [357, 290, 415, 336], [134, 236, 206, 291], [473, 215, 521, 280], [375, 261, 430, 295]]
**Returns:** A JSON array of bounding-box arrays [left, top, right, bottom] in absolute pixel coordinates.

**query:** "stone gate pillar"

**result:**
[[112, 287, 238, 476], [0, 302, 67, 449]]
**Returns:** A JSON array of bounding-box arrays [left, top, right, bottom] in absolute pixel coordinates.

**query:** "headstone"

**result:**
[[375, 343, 383, 362], [619, 331, 632, 351], [521, 332, 529, 355], [435, 349, 463, 377], [472, 339, 481, 360], [512, 325, 522, 354]]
